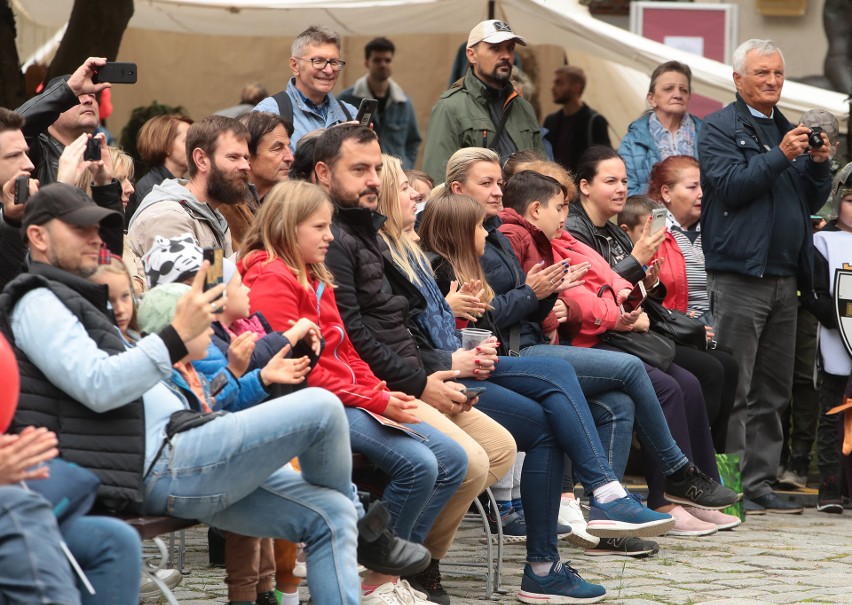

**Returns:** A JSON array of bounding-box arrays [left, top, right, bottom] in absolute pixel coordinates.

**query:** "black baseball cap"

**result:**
[[22, 183, 123, 232]]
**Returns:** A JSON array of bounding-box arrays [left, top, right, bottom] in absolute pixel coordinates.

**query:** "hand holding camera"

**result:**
[[1, 171, 37, 224], [56, 133, 112, 187]]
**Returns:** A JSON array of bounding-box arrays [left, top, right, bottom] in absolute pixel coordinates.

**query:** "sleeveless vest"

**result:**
[[0, 264, 146, 512]]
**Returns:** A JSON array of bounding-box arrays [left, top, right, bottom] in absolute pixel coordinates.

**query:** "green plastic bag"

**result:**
[[716, 453, 744, 521]]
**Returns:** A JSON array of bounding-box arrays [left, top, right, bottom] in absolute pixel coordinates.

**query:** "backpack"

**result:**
[[271, 91, 353, 133]]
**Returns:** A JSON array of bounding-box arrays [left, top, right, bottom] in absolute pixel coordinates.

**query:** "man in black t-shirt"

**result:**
[[543, 66, 611, 174]]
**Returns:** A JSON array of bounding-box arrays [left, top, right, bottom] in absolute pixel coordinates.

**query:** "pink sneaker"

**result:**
[[663, 505, 718, 536], [683, 506, 742, 530]]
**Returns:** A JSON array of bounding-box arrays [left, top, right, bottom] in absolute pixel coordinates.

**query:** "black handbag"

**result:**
[[597, 285, 676, 371], [599, 329, 676, 371], [644, 298, 708, 351]]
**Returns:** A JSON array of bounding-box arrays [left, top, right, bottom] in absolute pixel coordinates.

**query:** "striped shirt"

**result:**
[[666, 212, 709, 314]]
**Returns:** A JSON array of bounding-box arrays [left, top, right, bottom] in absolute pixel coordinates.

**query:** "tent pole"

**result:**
[[488, 0, 495, 19]]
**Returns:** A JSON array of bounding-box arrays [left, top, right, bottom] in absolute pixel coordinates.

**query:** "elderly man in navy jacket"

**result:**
[[698, 38, 831, 514]]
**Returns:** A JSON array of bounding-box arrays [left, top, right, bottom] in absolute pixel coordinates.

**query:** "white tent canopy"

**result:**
[[15, 0, 849, 130]]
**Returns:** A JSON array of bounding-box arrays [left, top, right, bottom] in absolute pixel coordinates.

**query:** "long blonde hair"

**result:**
[[76, 146, 135, 196], [377, 155, 431, 285], [419, 193, 494, 305], [239, 180, 335, 291]]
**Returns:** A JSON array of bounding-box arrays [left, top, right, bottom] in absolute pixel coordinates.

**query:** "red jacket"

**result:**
[[550, 230, 633, 348], [652, 230, 689, 313], [239, 251, 390, 414]]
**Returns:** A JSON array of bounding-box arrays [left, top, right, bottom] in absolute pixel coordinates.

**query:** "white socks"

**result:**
[[592, 481, 627, 504]]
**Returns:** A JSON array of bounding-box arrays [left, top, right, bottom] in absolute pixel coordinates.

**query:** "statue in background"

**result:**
[[824, 0, 852, 94]]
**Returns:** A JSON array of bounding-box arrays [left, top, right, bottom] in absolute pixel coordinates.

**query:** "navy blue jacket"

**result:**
[[480, 215, 555, 350], [698, 95, 831, 289]]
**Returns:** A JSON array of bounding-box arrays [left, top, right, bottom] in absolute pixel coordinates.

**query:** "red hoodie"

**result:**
[[239, 251, 390, 414], [652, 230, 689, 313], [550, 230, 633, 348]]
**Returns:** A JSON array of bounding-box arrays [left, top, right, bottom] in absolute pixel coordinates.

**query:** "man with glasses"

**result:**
[[253, 25, 356, 149]]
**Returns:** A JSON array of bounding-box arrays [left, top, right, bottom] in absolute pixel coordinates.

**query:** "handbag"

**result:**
[[644, 298, 708, 350], [597, 284, 676, 371], [599, 329, 676, 371]]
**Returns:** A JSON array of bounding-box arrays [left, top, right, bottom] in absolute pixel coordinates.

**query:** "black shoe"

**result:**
[[664, 464, 742, 510], [357, 500, 431, 576], [817, 476, 844, 514], [255, 592, 278, 605], [583, 536, 659, 558], [743, 497, 766, 515], [404, 558, 450, 605], [750, 491, 803, 514]]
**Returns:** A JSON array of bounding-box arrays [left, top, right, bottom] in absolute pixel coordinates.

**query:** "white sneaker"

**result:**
[[140, 568, 182, 599], [362, 582, 407, 605], [396, 579, 441, 604], [557, 498, 600, 549]]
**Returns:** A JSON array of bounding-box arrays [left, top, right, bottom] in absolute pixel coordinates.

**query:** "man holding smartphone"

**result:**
[[339, 37, 422, 170], [252, 25, 356, 150]]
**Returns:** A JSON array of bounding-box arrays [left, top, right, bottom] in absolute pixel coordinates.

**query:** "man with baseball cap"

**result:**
[[0, 182, 430, 605], [423, 19, 545, 182]]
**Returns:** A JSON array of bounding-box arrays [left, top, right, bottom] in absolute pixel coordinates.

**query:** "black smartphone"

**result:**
[[202, 247, 224, 310], [620, 281, 647, 314], [355, 98, 378, 127], [461, 386, 486, 401], [83, 137, 101, 161], [209, 371, 229, 397], [14, 175, 29, 205], [93, 62, 138, 84]]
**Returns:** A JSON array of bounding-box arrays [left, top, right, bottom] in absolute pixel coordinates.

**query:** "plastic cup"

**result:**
[[461, 328, 492, 350]]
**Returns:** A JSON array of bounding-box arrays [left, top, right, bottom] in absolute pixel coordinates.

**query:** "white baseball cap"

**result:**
[[467, 20, 527, 49]]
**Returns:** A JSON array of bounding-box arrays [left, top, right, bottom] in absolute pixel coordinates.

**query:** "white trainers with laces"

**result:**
[[362, 582, 407, 605], [557, 498, 600, 549], [396, 579, 442, 604], [140, 568, 183, 600]]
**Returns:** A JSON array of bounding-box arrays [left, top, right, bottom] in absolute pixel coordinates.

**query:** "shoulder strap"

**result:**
[[586, 108, 599, 147], [272, 91, 294, 132], [488, 91, 518, 151], [336, 98, 352, 121]]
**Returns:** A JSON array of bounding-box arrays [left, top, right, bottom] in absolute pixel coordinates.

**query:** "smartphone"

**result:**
[[650, 207, 667, 235], [461, 386, 486, 401], [620, 281, 647, 314], [209, 371, 229, 397], [202, 247, 224, 309], [92, 62, 138, 84], [14, 175, 29, 205], [355, 98, 378, 127], [83, 137, 101, 161]]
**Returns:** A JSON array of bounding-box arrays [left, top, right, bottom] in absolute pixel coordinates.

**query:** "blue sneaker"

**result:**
[[485, 507, 527, 544], [587, 494, 675, 538], [517, 561, 606, 604]]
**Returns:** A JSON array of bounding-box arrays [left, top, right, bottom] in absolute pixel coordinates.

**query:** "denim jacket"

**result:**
[[253, 78, 357, 149]]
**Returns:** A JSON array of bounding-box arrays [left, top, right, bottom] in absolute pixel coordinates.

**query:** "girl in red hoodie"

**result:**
[[238, 180, 467, 604]]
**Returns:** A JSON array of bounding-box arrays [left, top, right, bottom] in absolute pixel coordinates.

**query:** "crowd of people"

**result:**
[[1, 15, 851, 605]]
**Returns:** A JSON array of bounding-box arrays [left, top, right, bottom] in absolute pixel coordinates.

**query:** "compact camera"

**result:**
[[808, 126, 824, 149]]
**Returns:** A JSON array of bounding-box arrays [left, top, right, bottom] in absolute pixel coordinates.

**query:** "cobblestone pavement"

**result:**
[[152, 505, 852, 605]]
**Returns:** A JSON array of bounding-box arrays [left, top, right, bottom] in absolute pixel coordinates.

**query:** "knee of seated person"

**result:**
[[301, 491, 358, 539], [65, 516, 142, 562], [0, 486, 53, 516]]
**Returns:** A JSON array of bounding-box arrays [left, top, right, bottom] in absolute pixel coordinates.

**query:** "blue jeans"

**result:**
[[142, 388, 362, 605], [345, 408, 467, 545], [63, 516, 141, 605], [521, 345, 689, 478], [470, 355, 624, 562], [0, 487, 80, 605]]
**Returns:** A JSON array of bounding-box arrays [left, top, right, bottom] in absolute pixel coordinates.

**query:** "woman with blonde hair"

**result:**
[[377, 155, 682, 604], [238, 179, 465, 605]]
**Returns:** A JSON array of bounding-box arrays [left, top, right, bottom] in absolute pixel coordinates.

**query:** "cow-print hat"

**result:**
[[142, 233, 203, 288]]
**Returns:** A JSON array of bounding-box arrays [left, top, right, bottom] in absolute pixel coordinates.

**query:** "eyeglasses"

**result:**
[[296, 57, 346, 71]]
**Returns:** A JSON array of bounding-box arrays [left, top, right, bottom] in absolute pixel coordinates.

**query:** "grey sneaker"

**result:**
[[584, 536, 659, 558]]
